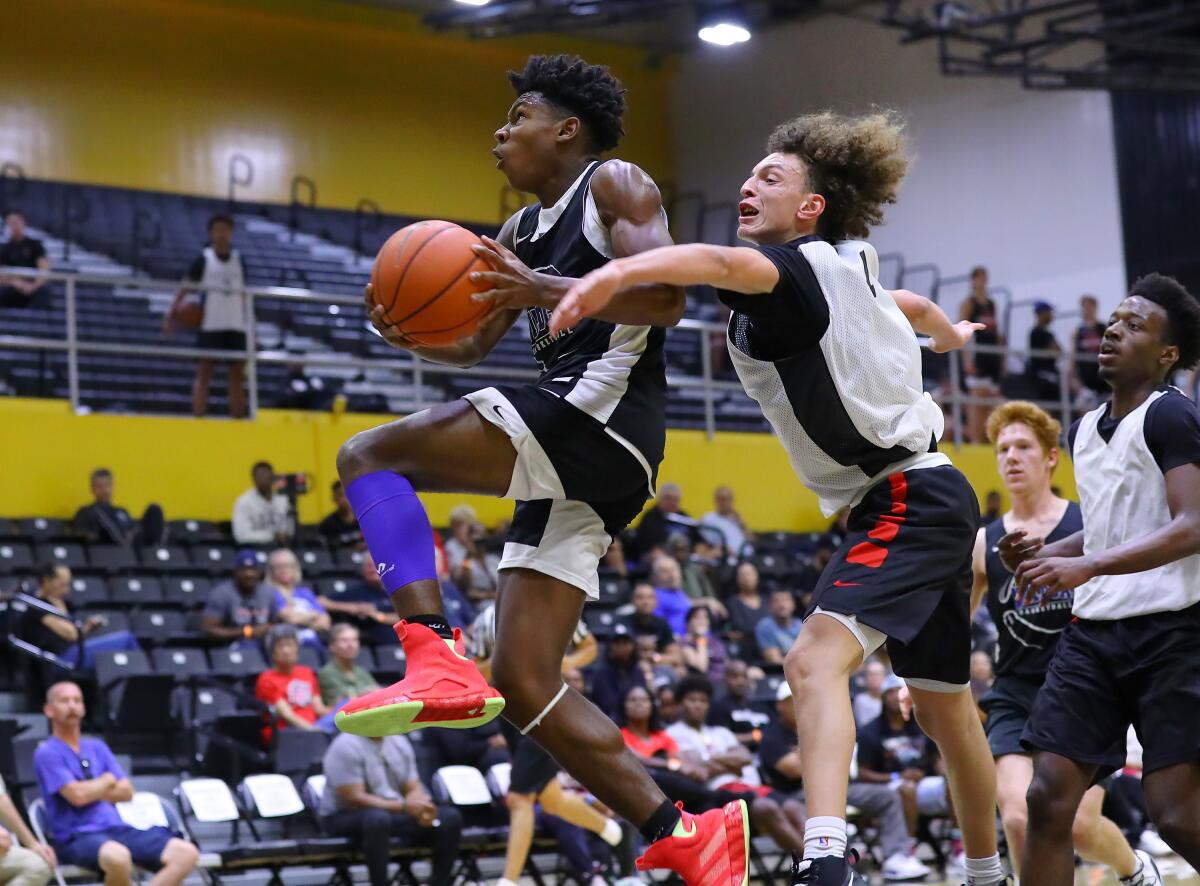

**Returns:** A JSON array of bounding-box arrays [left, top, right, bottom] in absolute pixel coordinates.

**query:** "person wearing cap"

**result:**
[[201, 550, 280, 644], [761, 680, 930, 882], [589, 623, 647, 720], [855, 676, 950, 839], [1028, 301, 1063, 405]]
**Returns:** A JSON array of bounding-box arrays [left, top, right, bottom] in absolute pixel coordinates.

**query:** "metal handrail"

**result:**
[[0, 266, 1099, 445]]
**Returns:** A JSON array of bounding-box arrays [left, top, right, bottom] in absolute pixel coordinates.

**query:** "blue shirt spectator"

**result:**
[[35, 681, 199, 881], [754, 589, 803, 664], [650, 557, 691, 635]]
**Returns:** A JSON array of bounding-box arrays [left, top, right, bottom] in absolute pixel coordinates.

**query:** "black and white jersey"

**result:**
[[1069, 386, 1200, 619], [718, 236, 948, 515], [509, 160, 667, 468], [984, 503, 1082, 679]]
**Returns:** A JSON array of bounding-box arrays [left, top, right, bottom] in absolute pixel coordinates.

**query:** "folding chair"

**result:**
[[238, 773, 349, 875], [431, 764, 508, 883], [28, 797, 102, 885], [177, 776, 301, 882]]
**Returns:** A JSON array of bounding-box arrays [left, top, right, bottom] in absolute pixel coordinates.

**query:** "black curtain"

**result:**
[[1111, 91, 1200, 295]]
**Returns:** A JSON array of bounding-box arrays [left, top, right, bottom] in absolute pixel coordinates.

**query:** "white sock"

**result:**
[[1120, 857, 1146, 884], [497, 879, 519, 886], [803, 816, 847, 860], [600, 818, 623, 847], [965, 854, 1005, 885]]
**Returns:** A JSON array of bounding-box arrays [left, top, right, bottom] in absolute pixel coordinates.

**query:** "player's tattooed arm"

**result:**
[[468, 160, 686, 328], [890, 289, 985, 353], [1017, 462, 1200, 595], [363, 213, 522, 367]]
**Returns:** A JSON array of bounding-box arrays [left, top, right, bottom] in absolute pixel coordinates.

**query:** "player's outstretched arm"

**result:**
[[890, 289, 985, 353], [550, 243, 779, 334]]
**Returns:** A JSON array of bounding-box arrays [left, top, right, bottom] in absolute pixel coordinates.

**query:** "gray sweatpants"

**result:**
[[779, 782, 912, 860]]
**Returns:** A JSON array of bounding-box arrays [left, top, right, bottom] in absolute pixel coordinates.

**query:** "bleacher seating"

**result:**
[[5, 177, 771, 430]]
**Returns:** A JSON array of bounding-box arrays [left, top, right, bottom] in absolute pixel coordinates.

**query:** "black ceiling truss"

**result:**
[[423, 0, 822, 41], [877, 0, 1200, 92]]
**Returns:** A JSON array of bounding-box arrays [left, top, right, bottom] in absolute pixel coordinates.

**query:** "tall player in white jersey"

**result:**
[[1001, 274, 1200, 884], [554, 111, 1004, 886]]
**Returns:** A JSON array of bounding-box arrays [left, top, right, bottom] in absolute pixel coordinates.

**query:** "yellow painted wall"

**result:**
[[0, 0, 673, 225], [0, 398, 1074, 530]]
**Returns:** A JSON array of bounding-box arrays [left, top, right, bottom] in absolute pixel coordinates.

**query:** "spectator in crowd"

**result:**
[[636, 634, 681, 691], [650, 557, 699, 635], [623, 583, 677, 654], [969, 651, 994, 704], [1027, 300, 1062, 403], [318, 480, 363, 549], [601, 538, 629, 580], [232, 461, 293, 546], [656, 684, 681, 726], [960, 265, 1005, 443], [163, 214, 249, 418], [981, 490, 1003, 525], [754, 588, 803, 665], [323, 554, 401, 646], [0, 211, 49, 309], [762, 681, 929, 882], [255, 625, 334, 739], [266, 548, 330, 647], [679, 606, 728, 684], [423, 719, 510, 774], [665, 536, 726, 617], [201, 550, 279, 644], [19, 564, 139, 668], [71, 468, 166, 547], [321, 730, 462, 886], [853, 658, 888, 728], [856, 675, 950, 836], [34, 682, 199, 886], [442, 505, 500, 603], [633, 483, 690, 561], [0, 772, 54, 885], [700, 486, 753, 563], [589, 624, 646, 720], [318, 624, 379, 708], [666, 676, 806, 854], [707, 660, 771, 749], [725, 561, 765, 657], [1072, 293, 1107, 399]]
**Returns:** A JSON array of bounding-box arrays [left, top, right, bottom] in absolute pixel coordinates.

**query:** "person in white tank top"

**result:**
[[1000, 274, 1200, 884], [555, 112, 1007, 886], [164, 214, 249, 418]]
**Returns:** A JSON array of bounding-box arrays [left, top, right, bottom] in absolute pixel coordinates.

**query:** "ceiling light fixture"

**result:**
[[698, 5, 751, 46]]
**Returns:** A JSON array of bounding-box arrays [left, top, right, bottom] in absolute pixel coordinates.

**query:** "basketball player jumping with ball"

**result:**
[[335, 55, 751, 884], [553, 111, 1003, 886]]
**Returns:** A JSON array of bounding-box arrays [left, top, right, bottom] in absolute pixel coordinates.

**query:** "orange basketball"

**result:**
[[370, 220, 490, 346]]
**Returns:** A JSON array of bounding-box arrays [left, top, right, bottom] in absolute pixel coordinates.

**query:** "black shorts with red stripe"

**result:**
[[808, 464, 979, 686]]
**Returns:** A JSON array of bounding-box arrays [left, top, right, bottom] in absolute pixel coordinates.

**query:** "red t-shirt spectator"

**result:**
[[255, 665, 320, 741], [621, 727, 679, 760]]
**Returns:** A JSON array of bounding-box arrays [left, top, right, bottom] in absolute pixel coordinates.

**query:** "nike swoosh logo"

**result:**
[[493, 404, 506, 419], [832, 580, 862, 587], [515, 232, 532, 245]]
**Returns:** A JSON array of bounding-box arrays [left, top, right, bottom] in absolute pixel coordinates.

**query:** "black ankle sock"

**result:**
[[408, 614, 453, 640], [640, 800, 682, 844]]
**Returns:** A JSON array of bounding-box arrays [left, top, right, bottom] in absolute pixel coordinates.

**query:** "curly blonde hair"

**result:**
[[766, 111, 910, 241], [985, 401, 1062, 454]]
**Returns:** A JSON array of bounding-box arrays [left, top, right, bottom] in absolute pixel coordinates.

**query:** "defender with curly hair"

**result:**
[[554, 110, 1006, 886], [971, 401, 1155, 886], [334, 53, 753, 886], [1003, 273, 1200, 883]]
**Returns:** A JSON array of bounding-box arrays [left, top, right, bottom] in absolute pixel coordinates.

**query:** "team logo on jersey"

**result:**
[[997, 574, 1072, 649], [376, 561, 395, 580]]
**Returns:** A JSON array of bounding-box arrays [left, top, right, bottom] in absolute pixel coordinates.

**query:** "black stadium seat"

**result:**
[[109, 575, 165, 606], [167, 519, 225, 544], [162, 575, 211, 608], [34, 542, 88, 570], [297, 548, 334, 575], [0, 542, 35, 574], [132, 609, 187, 645], [152, 646, 209, 679], [140, 545, 193, 574], [210, 646, 267, 680], [18, 518, 66, 543], [68, 575, 110, 609], [88, 545, 140, 574], [192, 545, 236, 576]]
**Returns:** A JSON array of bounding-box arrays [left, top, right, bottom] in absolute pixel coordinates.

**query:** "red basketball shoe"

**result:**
[[334, 621, 504, 737], [636, 800, 749, 886]]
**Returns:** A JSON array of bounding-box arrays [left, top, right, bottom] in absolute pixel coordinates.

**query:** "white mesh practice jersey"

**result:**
[[721, 237, 948, 516]]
